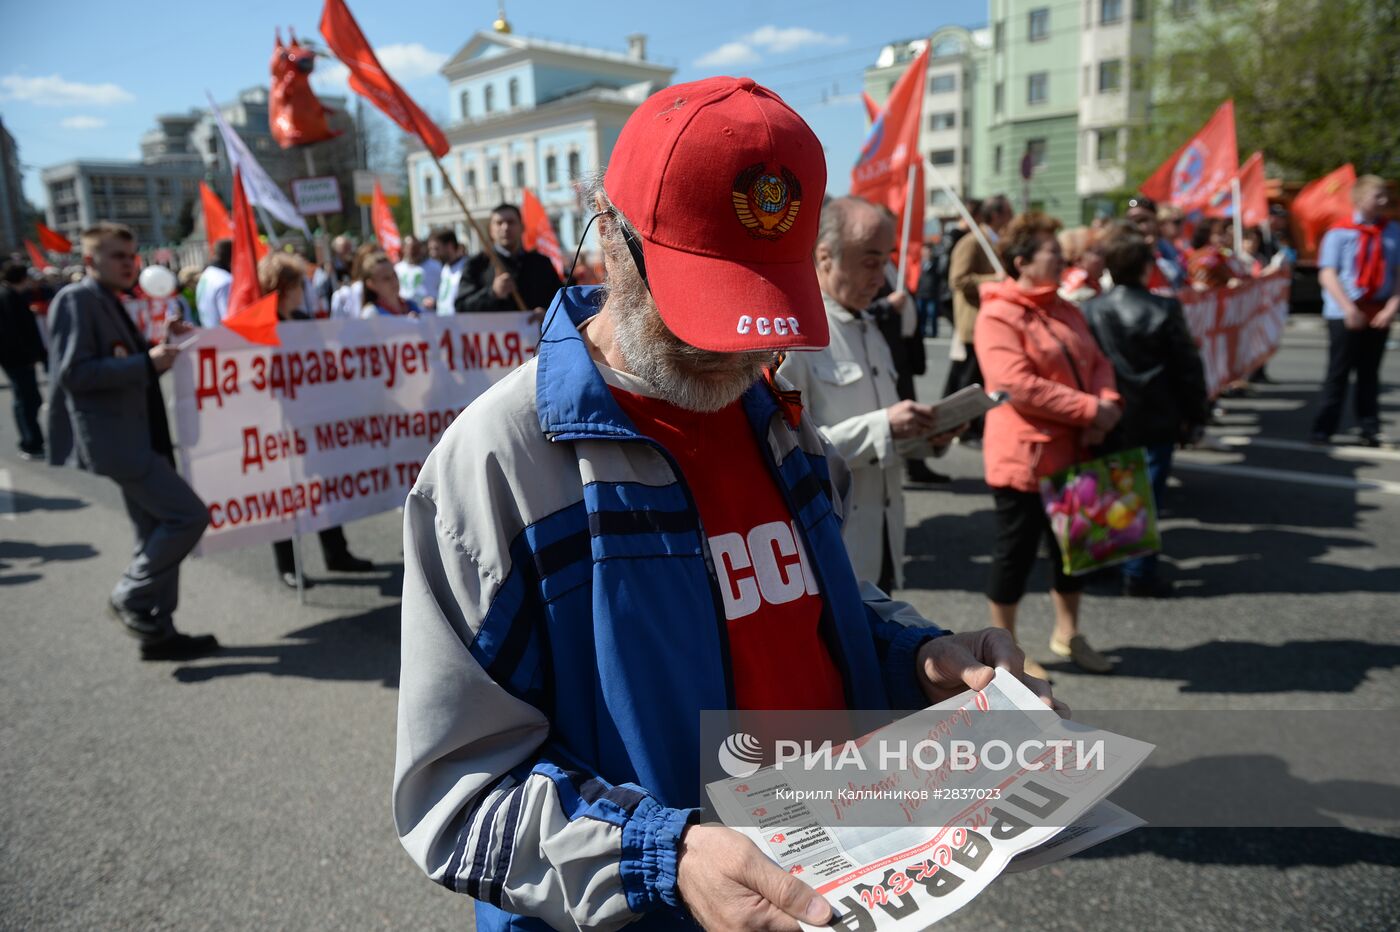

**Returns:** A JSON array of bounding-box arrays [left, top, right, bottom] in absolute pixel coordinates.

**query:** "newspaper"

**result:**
[[706, 670, 1152, 931], [930, 384, 1006, 434]]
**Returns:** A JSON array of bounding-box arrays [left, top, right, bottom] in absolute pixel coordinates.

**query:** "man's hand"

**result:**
[[491, 272, 516, 299], [886, 290, 909, 310], [916, 629, 1067, 714], [929, 422, 968, 449], [423, 296, 437, 311], [1091, 398, 1122, 431], [163, 318, 194, 341], [677, 823, 832, 931], [1370, 300, 1398, 330], [888, 399, 937, 439], [148, 343, 180, 373], [1343, 303, 1368, 331]]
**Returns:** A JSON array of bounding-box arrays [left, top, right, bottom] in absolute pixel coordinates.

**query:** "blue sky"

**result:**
[[0, 0, 983, 208]]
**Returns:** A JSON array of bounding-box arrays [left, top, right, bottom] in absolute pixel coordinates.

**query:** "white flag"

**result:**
[[205, 91, 311, 235]]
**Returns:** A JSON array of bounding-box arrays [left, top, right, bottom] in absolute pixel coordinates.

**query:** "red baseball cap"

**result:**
[[604, 77, 829, 352]]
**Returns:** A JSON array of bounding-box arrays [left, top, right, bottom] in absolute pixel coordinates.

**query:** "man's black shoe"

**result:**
[[141, 632, 220, 661], [17, 446, 44, 461], [1123, 576, 1176, 599], [906, 461, 951, 485], [107, 598, 167, 641], [1358, 433, 1384, 448], [1308, 432, 1331, 446], [280, 571, 314, 590], [324, 552, 375, 573]]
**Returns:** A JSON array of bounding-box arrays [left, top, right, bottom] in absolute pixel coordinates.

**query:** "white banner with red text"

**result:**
[[1178, 270, 1290, 398], [171, 313, 537, 554]]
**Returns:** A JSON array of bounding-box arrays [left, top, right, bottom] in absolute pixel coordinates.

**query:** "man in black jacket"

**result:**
[[0, 261, 46, 458], [1083, 224, 1209, 599], [454, 202, 563, 313]]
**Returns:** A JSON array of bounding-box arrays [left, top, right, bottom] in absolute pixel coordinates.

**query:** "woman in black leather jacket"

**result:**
[[1082, 225, 1210, 599]]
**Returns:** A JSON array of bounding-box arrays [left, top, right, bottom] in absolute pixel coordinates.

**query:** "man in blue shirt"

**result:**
[[1310, 175, 1400, 447]]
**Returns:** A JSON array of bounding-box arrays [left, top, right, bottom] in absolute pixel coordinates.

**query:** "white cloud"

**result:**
[[695, 42, 761, 68], [313, 43, 448, 91], [1, 74, 134, 107], [60, 115, 107, 129], [695, 26, 846, 68]]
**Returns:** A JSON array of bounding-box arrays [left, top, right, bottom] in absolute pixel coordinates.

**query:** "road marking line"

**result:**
[[1174, 460, 1400, 495], [0, 468, 12, 520], [1215, 435, 1400, 463]]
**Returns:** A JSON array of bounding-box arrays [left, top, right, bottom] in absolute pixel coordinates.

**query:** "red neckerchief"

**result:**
[[1341, 220, 1388, 299], [763, 356, 803, 429]]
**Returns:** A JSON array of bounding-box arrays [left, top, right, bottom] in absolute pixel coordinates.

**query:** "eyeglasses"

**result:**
[[617, 217, 649, 288]]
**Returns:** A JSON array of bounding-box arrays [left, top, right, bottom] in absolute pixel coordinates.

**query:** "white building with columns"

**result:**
[[406, 26, 673, 254]]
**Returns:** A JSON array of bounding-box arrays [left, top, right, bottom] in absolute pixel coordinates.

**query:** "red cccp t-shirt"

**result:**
[[608, 378, 846, 711]]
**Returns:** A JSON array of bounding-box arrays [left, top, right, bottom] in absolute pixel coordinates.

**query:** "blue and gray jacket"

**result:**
[[394, 287, 949, 931]]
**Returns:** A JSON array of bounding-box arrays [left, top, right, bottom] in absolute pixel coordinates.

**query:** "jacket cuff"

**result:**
[[868, 409, 895, 467], [619, 797, 701, 914], [885, 622, 949, 710]]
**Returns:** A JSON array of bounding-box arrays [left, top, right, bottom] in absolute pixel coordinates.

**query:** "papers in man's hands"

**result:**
[[929, 384, 1005, 434], [705, 670, 1152, 931]]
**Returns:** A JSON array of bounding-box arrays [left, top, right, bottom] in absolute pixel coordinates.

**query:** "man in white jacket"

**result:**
[[779, 197, 954, 591]]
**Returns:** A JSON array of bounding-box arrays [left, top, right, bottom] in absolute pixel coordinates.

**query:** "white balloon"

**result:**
[[139, 265, 177, 298]]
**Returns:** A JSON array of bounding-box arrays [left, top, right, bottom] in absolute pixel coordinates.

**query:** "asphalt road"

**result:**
[[1, 317, 1396, 930]]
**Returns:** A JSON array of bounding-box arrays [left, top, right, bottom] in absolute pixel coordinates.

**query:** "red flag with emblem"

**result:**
[[521, 187, 565, 278], [37, 223, 72, 254], [1140, 100, 1238, 215], [222, 169, 281, 346], [1205, 151, 1268, 229], [850, 46, 928, 292], [319, 0, 449, 157], [24, 240, 53, 271], [372, 180, 402, 261], [1290, 163, 1356, 254]]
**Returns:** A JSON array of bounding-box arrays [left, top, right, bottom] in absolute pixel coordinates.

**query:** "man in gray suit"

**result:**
[[47, 222, 218, 661]]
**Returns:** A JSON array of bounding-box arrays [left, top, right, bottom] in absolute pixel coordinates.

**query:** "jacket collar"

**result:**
[[535, 285, 783, 443], [821, 290, 858, 324]]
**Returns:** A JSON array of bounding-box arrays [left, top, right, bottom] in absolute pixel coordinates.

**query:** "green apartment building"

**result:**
[[866, 0, 1166, 228], [979, 0, 1082, 224]]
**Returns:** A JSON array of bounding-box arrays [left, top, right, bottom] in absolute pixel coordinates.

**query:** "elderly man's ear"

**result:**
[[813, 243, 834, 273]]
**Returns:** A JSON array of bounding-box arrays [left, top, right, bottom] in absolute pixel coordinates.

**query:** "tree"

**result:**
[[1131, 0, 1400, 185]]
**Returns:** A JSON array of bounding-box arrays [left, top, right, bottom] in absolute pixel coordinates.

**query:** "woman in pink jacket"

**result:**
[[974, 212, 1122, 677]]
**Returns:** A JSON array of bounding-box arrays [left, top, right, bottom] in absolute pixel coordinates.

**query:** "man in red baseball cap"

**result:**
[[395, 77, 1061, 932]]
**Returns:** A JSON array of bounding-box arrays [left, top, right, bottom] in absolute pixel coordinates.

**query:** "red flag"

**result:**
[[851, 46, 928, 292], [24, 240, 54, 271], [319, 0, 449, 157], [269, 28, 339, 148], [372, 180, 402, 261], [1206, 151, 1268, 229], [199, 181, 234, 247], [1291, 163, 1356, 254], [223, 168, 281, 346], [1140, 100, 1238, 215], [521, 187, 565, 278], [37, 223, 72, 254], [862, 91, 880, 123]]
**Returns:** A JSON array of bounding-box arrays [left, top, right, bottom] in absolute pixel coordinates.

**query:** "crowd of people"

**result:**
[[1, 73, 1396, 931]]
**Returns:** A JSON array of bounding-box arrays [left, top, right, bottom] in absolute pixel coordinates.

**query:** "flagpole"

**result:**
[[428, 153, 527, 311], [895, 162, 917, 293], [255, 204, 282, 249], [927, 162, 1006, 278], [302, 147, 335, 293], [1231, 176, 1245, 259]]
